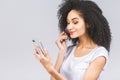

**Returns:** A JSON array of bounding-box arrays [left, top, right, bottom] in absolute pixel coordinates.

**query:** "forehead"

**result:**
[[67, 10, 83, 20]]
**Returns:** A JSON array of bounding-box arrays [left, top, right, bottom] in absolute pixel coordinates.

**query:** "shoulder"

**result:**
[[96, 46, 108, 53], [91, 46, 109, 62], [96, 46, 109, 57]]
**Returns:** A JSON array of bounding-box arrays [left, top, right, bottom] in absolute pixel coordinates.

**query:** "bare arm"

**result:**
[[34, 32, 68, 80], [83, 56, 106, 80], [49, 66, 66, 80], [34, 46, 66, 80], [50, 50, 66, 80], [50, 32, 68, 80]]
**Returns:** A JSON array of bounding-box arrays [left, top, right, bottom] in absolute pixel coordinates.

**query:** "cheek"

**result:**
[[77, 24, 86, 34]]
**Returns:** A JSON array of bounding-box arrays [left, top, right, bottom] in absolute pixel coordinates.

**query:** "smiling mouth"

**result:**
[[69, 31, 75, 35]]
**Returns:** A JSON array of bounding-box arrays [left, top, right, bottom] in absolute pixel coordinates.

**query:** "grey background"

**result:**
[[0, 0, 119, 80]]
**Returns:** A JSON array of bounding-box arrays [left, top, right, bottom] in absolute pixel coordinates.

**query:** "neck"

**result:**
[[78, 35, 97, 49]]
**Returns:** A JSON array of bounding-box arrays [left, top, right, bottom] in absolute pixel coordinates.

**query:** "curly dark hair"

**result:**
[[57, 0, 111, 51]]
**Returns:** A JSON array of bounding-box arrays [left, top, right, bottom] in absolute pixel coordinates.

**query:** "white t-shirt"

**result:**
[[60, 45, 108, 80]]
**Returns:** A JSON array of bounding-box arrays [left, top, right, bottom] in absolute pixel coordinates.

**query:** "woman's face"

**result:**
[[66, 10, 87, 39]]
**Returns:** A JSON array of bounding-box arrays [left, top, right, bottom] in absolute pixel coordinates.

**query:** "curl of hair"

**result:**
[[57, 0, 111, 51]]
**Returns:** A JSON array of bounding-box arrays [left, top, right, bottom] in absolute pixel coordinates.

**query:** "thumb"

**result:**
[[44, 49, 49, 57]]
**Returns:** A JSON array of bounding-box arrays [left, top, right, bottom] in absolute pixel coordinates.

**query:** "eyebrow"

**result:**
[[72, 17, 79, 20], [67, 17, 79, 21]]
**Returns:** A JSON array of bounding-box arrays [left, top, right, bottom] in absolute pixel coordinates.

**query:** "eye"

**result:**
[[73, 20, 78, 24]]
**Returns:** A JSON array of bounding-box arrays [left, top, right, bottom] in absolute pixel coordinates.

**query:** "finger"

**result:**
[[60, 31, 65, 35], [57, 32, 68, 41], [35, 45, 44, 58], [60, 32, 67, 37], [44, 50, 50, 57], [34, 49, 42, 60], [60, 36, 68, 43], [56, 36, 67, 45], [62, 41, 67, 47], [58, 35, 68, 42], [33, 49, 36, 54], [58, 32, 67, 39]]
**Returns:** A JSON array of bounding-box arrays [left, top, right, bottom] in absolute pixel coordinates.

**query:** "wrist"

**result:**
[[48, 66, 66, 80], [59, 49, 66, 54], [48, 66, 55, 74]]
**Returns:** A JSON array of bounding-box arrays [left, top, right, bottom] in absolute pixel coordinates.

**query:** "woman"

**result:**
[[34, 0, 111, 80]]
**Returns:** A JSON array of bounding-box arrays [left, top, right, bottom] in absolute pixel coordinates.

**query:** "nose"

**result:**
[[66, 23, 73, 30]]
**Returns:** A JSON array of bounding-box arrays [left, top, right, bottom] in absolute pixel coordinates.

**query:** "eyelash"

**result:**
[[67, 21, 78, 25], [67, 21, 78, 24], [73, 21, 78, 24]]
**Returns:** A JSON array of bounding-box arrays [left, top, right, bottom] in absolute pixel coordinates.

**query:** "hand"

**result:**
[[34, 45, 53, 73], [55, 32, 68, 51], [34, 45, 67, 80]]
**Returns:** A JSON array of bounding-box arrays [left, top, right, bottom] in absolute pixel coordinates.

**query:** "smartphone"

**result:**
[[32, 40, 45, 55]]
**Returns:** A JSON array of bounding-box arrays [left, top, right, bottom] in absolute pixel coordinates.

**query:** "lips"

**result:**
[[69, 31, 75, 35]]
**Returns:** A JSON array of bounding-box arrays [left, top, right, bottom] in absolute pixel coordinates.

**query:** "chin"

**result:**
[[70, 35, 78, 39]]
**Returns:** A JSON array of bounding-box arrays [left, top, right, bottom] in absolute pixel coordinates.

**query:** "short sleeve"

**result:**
[[90, 47, 109, 63]]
